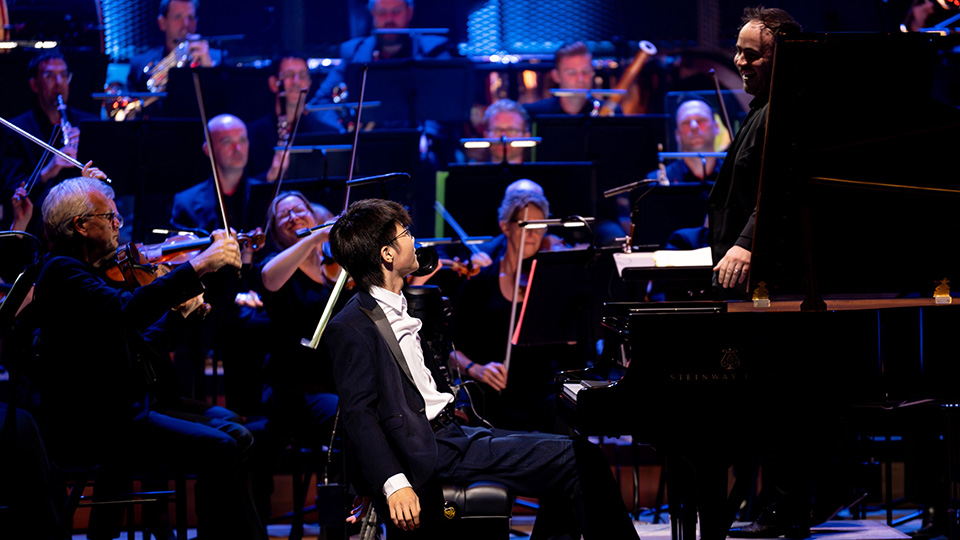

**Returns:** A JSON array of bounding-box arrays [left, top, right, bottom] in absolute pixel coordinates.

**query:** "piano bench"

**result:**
[[441, 482, 514, 539]]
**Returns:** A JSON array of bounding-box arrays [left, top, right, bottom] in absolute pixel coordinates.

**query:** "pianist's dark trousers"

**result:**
[[395, 422, 638, 540]]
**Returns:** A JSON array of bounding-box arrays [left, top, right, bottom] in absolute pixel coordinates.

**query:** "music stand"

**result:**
[[77, 119, 211, 242], [530, 114, 666, 191], [514, 249, 594, 347], [437, 162, 596, 238], [343, 59, 474, 126], [630, 183, 711, 249]]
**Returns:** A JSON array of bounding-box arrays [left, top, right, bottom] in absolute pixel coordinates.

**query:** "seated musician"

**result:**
[[523, 41, 621, 118], [322, 197, 639, 539], [247, 51, 338, 183], [647, 98, 724, 184], [306, 0, 452, 130], [1, 49, 96, 237], [170, 114, 264, 235], [449, 189, 576, 433], [256, 191, 352, 446], [480, 98, 531, 165], [127, 0, 219, 93], [32, 176, 267, 540]]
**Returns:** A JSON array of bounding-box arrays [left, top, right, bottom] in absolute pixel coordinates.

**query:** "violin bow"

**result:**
[[502, 206, 529, 374], [433, 201, 483, 258], [0, 115, 114, 191], [302, 64, 370, 350], [342, 64, 369, 211], [192, 71, 231, 234], [261, 87, 309, 233]]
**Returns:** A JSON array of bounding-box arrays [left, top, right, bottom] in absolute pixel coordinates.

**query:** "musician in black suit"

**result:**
[[170, 114, 265, 234], [1, 49, 96, 237], [127, 0, 219, 93], [32, 176, 266, 540], [323, 198, 638, 538], [306, 0, 452, 130]]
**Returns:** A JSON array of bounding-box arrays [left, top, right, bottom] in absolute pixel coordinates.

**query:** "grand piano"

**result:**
[[562, 32, 960, 540]]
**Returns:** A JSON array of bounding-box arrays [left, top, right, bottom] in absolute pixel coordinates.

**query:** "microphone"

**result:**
[[603, 179, 657, 198], [345, 172, 410, 187]]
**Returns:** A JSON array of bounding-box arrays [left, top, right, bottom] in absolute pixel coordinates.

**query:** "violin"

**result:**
[[103, 231, 263, 316], [439, 257, 480, 279]]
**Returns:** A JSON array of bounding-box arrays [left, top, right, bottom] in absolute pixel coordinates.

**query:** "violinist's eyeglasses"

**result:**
[[390, 225, 413, 244], [80, 212, 123, 228]]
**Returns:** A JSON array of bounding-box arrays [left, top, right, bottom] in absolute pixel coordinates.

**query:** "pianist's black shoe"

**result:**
[[729, 503, 811, 539]]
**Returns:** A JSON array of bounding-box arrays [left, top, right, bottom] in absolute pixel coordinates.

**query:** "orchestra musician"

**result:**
[[450, 189, 576, 433], [481, 99, 531, 165], [322, 197, 638, 539], [255, 192, 350, 453], [1, 49, 96, 237], [127, 0, 219, 93], [306, 0, 452, 130], [246, 51, 338, 183], [170, 113, 265, 235], [31, 176, 267, 540], [523, 41, 621, 118], [648, 98, 724, 184]]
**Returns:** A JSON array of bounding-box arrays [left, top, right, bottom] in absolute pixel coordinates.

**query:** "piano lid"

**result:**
[[750, 32, 960, 303]]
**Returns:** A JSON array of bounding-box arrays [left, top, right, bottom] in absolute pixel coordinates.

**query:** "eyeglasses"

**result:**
[[279, 70, 310, 81], [40, 71, 73, 84], [277, 206, 311, 221], [390, 225, 413, 244], [80, 212, 123, 228], [486, 128, 526, 137]]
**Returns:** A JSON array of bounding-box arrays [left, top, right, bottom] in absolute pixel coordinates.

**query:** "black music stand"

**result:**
[[77, 119, 211, 242], [750, 32, 960, 303], [514, 249, 594, 347], [161, 67, 275, 121], [438, 162, 596, 238], [630, 183, 711, 249], [343, 59, 474, 127], [530, 114, 665, 191]]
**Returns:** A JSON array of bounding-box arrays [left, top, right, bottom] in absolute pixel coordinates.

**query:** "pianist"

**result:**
[[322, 198, 639, 539]]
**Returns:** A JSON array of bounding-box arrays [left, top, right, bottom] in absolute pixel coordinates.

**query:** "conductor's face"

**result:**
[[734, 21, 774, 97]]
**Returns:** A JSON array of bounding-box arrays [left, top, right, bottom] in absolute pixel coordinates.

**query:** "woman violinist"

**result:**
[[256, 191, 353, 443], [451, 188, 572, 434]]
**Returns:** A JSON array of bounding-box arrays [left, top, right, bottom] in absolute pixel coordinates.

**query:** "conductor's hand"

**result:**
[[713, 245, 751, 289], [388, 487, 420, 532], [471, 361, 508, 391], [189, 229, 242, 276]]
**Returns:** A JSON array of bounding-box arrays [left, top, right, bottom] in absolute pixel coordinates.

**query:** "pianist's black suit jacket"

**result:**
[[324, 290, 451, 495]]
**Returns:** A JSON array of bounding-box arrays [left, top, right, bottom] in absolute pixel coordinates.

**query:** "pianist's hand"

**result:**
[[714, 245, 751, 289], [388, 487, 420, 531], [470, 361, 508, 391]]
